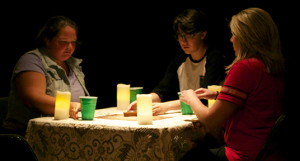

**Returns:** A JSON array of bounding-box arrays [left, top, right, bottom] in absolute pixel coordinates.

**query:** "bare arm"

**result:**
[[127, 92, 180, 115], [150, 93, 161, 102], [128, 92, 162, 111], [152, 100, 180, 115], [180, 89, 238, 131], [16, 71, 56, 115], [16, 71, 80, 119]]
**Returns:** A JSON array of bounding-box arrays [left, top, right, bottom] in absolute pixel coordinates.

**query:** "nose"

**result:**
[[67, 42, 73, 48], [179, 39, 188, 46], [66, 42, 76, 49], [230, 36, 233, 43]]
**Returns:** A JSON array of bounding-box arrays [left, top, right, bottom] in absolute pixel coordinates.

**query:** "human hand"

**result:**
[[70, 102, 81, 119], [127, 101, 137, 111], [152, 102, 169, 116], [180, 89, 198, 105], [195, 88, 218, 100]]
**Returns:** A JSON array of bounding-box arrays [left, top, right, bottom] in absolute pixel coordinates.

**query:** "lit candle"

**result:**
[[54, 91, 71, 120], [137, 94, 152, 125], [208, 85, 222, 108], [117, 83, 130, 111]]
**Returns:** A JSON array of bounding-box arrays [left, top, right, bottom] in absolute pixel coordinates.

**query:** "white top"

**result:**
[[177, 56, 206, 91]]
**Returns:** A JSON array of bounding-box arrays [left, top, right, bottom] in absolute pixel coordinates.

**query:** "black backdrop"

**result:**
[[0, 1, 297, 109]]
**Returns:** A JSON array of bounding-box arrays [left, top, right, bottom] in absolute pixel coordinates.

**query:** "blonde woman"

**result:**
[[180, 8, 285, 160]]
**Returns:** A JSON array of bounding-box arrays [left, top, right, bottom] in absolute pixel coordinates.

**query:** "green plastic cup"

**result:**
[[80, 96, 98, 120], [130, 87, 143, 103], [178, 92, 193, 115]]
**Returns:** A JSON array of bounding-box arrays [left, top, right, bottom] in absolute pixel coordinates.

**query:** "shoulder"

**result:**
[[14, 49, 45, 75], [206, 47, 223, 57], [206, 47, 224, 62], [167, 53, 188, 69], [17, 51, 42, 66], [233, 58, 264, 73], [173, 53, 188, 62], [228, 58, 265, 84]]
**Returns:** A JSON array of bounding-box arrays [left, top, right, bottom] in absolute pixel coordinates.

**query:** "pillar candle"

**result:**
[[54, 91, 71, 120], [137, 94, 152, 125], [208, 85, 222, 108], [117, 83, 130, 111]]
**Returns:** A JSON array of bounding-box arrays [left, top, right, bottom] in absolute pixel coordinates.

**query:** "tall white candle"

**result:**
[[117, 84, 130, 111], [54, 91, 71, 120], [137, 94, 153, 125]]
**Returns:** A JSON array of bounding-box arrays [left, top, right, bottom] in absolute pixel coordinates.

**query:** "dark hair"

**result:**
[[35, 16, 78, 48], [173, 9, 209, 35]]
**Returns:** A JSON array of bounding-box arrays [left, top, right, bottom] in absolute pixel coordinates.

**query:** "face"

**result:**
[[177, 31, 207, 54], [46, 26, 77, 62], [230, 35, 240, 56]]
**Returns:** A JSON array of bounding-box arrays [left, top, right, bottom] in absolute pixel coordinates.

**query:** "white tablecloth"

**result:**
[[26, 107, 202, 161]]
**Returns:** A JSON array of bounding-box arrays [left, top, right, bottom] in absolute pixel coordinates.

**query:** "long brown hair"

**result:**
[[228, 8, 285, 76]]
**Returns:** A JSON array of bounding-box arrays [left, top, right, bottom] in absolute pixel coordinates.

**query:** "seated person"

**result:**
[[128, 9, 225, 115], [2, 16, 89, 136], [179, 8, 286, 160]]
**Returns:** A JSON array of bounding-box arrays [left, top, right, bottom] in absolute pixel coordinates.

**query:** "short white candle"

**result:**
[[117, 84, 130, 111], [54, 91, 71, 120], [207, 85, 222, 108], [137, 94, 153, 125]]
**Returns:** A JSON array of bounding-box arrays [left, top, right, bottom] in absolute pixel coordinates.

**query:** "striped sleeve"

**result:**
[[217, 61, 254, 107], [218, 85, 248, 107]]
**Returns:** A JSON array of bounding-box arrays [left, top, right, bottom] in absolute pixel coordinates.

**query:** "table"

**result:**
[[25, 107, 203, 161]]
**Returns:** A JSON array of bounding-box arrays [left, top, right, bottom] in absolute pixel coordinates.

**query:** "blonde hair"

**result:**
[[227, 8, 285, 76]]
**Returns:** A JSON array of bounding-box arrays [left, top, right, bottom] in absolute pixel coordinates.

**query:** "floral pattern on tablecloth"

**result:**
[[26, 112, 199, 161]]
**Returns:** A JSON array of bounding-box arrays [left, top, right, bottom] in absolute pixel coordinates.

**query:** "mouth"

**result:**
[[64, 51, 72, 55]]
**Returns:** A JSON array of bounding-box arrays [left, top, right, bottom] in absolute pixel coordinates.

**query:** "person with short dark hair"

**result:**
[[128, 9, 226, 115]]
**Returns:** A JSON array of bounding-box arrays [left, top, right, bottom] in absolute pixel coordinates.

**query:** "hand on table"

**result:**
[[128, 101, 166, 116], [70, 102, 81, 119], [127, 101, 137, 111], [152, 103, 169, 116]]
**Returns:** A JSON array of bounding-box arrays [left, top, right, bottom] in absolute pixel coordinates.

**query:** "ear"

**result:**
[[200, 31, 207, 40]]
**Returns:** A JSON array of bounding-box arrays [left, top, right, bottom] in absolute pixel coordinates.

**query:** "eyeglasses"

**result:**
[[176, 32, 200, 41], [57, 40, 77, 46]]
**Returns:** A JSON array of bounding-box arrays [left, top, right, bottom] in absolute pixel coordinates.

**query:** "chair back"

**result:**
[[0, 97, 8, 129], [255, 114, 286, 161], [0, 134, 38, 161]]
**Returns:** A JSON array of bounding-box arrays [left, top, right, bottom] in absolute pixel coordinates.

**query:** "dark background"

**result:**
[[0, 1, 297, 109]]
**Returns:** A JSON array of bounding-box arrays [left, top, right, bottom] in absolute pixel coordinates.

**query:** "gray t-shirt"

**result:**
[[15, 53, 85, 102]]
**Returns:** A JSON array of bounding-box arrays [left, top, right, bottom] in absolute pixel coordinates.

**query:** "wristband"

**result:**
[[215, 91, 219, 100]]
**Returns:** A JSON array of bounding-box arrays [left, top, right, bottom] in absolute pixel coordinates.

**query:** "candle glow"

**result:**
[[117, 84, 130, 111], [54, 91, 71, 120]]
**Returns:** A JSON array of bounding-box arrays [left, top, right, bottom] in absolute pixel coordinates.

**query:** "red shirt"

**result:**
[[218, 58, 284, 160]]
